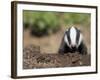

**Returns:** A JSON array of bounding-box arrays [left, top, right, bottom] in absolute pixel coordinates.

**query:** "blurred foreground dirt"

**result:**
[[23, 45, 90, 69], [23, 26, 91, 69]]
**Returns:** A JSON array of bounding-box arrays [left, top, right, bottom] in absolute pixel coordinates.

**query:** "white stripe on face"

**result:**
[[77, 33, 83, 47], [64, 35, 71, 48], [70, 27, 77, 47]]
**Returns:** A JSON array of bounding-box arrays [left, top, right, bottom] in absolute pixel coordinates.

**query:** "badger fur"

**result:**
[[58, 27, 87, 55]]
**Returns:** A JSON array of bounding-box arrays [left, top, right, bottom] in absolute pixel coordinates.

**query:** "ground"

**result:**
[[23, 44, 90, 69], [23, 25, 91, 69]]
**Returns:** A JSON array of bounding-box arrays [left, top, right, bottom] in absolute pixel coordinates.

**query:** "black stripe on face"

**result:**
[[75, 27, 80, 45], [65, 28, 71, 45]]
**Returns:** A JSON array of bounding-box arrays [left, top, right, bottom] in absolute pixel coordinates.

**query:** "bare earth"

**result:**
[[23, 26, 91, 69], [23, 44, 90, 69]]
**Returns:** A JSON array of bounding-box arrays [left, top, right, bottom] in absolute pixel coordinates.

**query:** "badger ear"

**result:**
[[65, 28, 69, 32], [77, 27, 83, 33], [65, 28, 69, 34]]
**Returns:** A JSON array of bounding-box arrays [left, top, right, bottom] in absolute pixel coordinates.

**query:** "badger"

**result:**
[[58, 26, 87, 55]]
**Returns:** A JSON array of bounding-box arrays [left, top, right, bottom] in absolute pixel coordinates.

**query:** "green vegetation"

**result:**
[[23, 11, 90, 37], [63, 13, 90, 27]]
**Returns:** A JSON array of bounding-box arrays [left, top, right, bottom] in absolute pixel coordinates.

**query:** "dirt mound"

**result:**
[[23, 45, 90, 69]]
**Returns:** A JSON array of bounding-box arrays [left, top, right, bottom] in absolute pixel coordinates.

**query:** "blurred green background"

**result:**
[[23, 10, 91, 37]]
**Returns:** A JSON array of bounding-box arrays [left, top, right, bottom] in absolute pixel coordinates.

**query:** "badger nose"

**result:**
[[72, 46, 76, 49], [71, 45, 76, 50]]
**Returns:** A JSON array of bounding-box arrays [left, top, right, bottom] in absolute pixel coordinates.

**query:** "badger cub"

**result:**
[[58, 27, 87, 55]]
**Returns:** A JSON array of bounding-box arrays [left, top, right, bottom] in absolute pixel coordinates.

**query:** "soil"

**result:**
[[23, 26, 91, 69], [23, 44, 90, 69]]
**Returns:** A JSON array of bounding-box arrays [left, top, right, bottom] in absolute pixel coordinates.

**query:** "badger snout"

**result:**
[[72, 47, 77, 51], [71, 46, 77, 52], [71, 44, 76, 48]]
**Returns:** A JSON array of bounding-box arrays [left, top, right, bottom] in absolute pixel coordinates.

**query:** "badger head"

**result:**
[[64, 27, 83, 51]]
